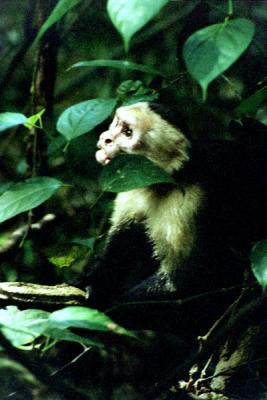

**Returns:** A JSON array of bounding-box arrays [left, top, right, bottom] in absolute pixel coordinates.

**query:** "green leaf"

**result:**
[[43, 327, 103, 348], [0, 306, 49, 348], [116, 79, 159, 104], [0, 306, 104, 349], [0, 113, 27, 132], [35, 0, 83, 43], [183, 18, 255, 100], [69, 59, 165, 76], [47, 245, 85, 268], [24, 109, 45, 130], [49, 306, 136, 338], [234, 86, 267, 118], [0, 177, 63, 224], [99, 155, 175, 193], [107, 0, 169, 51], [0, 182, 13, 195], [57, 98, 117, 141], [250, 240, 267, 289]]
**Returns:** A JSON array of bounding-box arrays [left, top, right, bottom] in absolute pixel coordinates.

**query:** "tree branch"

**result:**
[[0, 282, 86, 307]]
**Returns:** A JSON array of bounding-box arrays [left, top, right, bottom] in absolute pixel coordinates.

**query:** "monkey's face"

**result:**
[[96, 103, 151, 165], [96, 102, 190, 173]]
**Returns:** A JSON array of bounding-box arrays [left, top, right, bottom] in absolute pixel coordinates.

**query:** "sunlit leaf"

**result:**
[[107, 0, 169, 51], [183, 18, 255, 100], [0, 306, 49, 347], [69, 59, 165, 76], [250, 240, 267, 289], [99, 155, 175, 193], [24, 109, 45, 130], [0, 306, 103, 349], [0, 113, 27, 132], [47, 245, 85, 268], [57, 98, 117, 141], [0, 177, 63, 224], [49, 306, 136, 338], [35, 0, 83, 43]]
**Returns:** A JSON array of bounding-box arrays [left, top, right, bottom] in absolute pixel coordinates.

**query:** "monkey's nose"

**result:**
[[104, 138, 112, 144], [99, 131, 113, 146]]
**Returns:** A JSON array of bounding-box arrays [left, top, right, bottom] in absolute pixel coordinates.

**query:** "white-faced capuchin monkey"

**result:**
[[85, 102, 267, 309]]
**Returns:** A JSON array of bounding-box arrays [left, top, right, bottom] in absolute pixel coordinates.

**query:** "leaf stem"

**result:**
[[227, 0, 233, 17]]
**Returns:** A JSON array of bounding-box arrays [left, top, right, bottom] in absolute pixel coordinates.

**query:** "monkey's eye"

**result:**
[[123, 127, 133, 138]]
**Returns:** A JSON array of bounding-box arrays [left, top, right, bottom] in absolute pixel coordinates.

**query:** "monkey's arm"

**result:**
[[85, 223, 158, 308]]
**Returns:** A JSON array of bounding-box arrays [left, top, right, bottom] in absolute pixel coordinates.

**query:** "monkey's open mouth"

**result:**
[[103, 153, 112, 164], [95, 149, 113, 165]]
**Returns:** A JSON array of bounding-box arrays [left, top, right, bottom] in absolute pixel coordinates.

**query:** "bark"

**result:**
[[27, 0, 59, 177]]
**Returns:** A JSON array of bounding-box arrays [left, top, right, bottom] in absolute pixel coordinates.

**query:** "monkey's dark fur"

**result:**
[[85, 102, 267, 311]]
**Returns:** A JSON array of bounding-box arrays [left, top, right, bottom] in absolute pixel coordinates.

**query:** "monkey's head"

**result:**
[[96, 102, 191, 173]]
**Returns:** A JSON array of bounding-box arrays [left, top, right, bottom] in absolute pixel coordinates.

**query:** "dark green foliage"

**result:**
[[99, 155, 175, 192], [183, 18, 255, 100], [250, 240, 267, 289], [0, 306, 134, 350], [0, 1, 266, 398]]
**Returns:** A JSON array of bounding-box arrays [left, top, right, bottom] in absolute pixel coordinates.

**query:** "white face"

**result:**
[[96, 103, 150, 165]]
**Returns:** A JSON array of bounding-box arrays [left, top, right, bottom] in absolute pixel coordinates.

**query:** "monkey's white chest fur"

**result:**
[[110, 185, 204, 275]]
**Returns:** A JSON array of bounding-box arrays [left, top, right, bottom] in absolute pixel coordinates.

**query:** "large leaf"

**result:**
[[0, 177, 63, 224], [0, 307, 49, 348], [107, 0, 169, 51], [99, 155, 175, 193], [57, 98, 117, 141], [183, 18, 255, 100], [0, 112, 27, 132], [0, 306, 102, 349], [44, 327, 103, 348], [69, 59, 165, 76], [49, 306, 136, 338], [35, 0, 83, 43], [234, 86, 267, 118], [250, 240, 267, 290]]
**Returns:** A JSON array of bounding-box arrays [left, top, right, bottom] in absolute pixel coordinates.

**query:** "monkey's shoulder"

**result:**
[[110, 183, 205, 230]]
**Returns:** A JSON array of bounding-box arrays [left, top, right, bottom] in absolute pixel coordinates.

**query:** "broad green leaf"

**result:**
[[107, 0, 169, 51], [43, 327, 103, 348], [183, 18, 255, 100], [0, 112, 27, 132], [69, 59, 165, 76], [0, 306, 103, 349], [99, 155, 175, 193], [234, 86, 267, 118], [0, 306, 49, 347], [57, 98, 117, 141], [35, 0, 83, 43], [250, 240, 267, 289], [0, 177, 63, 224], [116, 79, 159, 104], [49, 306, 136, 338]]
